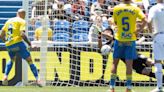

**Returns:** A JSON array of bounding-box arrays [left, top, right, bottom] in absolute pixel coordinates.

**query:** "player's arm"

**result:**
[[136, 36, 146, 44], [148, 18, 153, 33], [136, 7, 147, 32], [21, 31, 31, 46], [98, 32, 102, 49], [148, 21, 153, 33], [20, 20, 31, 46], [31, 5, 36, 19], [98, 28, 114, 48], [137, 17, 147, 32], [101, 31, 113, 41], [0, 30, 6, 42], [146, 58, 154, 67], [147, 7, 154, 33]]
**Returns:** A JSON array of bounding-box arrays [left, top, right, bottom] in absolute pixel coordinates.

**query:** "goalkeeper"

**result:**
[[97, 26, 164, 80]]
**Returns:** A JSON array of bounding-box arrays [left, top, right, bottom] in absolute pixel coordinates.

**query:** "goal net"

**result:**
[[24, 0, 156, 89]]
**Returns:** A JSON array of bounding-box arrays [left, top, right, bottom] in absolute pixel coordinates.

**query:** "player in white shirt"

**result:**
[[148, 0, 164, 92]]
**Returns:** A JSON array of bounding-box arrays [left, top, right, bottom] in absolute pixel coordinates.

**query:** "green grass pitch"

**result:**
[[0, 86, 155, 92]]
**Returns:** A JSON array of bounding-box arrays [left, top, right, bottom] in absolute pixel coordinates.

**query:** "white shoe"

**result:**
[[106, 88, 115, 92], [36, 80, 43, 87], [2, 77, 8, 86], [150, 87, 164, 92]]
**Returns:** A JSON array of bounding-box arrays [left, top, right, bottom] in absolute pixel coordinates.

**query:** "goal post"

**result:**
[[39, 15, 49, 86], [22, 0, 29, 86]]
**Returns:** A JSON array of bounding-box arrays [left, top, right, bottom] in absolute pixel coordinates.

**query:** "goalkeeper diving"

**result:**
[[97, 26, 164, 80]]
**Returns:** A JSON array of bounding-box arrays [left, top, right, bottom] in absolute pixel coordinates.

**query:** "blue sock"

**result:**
[[126, 80, 132, 88], [126, 75, 132, 89], [109, 73, 117, 88], [5, 61, 13, 76], [110, 79, 115, 88], [30, 64, 38, 80]]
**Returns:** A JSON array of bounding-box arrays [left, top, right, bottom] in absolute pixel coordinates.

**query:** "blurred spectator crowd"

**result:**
[[28, 0, 152, 46]]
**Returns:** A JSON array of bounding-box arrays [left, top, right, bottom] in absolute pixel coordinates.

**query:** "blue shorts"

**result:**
[[113, 40, 137, 60], [6, 42, 30, 59]]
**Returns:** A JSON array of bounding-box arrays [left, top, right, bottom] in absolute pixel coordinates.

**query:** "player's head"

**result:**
[[103, 26, 114, 35], [103, 26, 114, 40], [123, 0, 131, 3], [157, 0, 164, 3], [17, 9, 26, 19]]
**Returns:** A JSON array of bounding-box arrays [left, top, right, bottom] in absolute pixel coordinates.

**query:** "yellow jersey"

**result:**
[[133, 0, 142, 2], [113, 4, 145, 41], [2, 17, 26, 46], [35, 27, 53, 40]]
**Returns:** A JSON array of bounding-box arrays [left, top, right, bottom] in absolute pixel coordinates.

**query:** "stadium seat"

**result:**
[[53, 33, 70, 46], [102, 21, 110, 29], [0, 7, 20, 12], [54, 20, 70, 33], [72, 33, 89, 42], [0, 39, 3, 43], [0, 0, 22, 29], [28, 31, 35, 41], [92, 0, 97, 3], [0, 1, 22, 6], [0, 24, 4, 29], [0, 12, 16, 18], [35, 20, 50, 29], [35, 21, 42, 29], [72, 33, 89, 47], [72, 20, 89, 33], [0, 18, 7, 24]]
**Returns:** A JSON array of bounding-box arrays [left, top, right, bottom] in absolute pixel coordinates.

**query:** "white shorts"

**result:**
[[153, 33, 164, 60]]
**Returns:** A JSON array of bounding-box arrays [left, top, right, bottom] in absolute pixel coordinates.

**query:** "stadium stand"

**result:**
[[0, 0, 22, 29], [72, 20, 90, 33], [53, 33, 70, 46], [72, 33, 89, 47], [72, 33, 89, 42], [0, 0, 22, 43], [54, 20, 70, 33]]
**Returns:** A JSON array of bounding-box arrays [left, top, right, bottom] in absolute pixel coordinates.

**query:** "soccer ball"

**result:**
[[101, 45, 111, 55]]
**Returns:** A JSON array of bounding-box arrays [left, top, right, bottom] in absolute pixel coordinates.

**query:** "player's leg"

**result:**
[[2, 46, 17, 86], [125, 41, 137, 92], [152, 61, 163, 91], [108, 40, 123, 92], [25, 56, 42, 87], [140, 63, 164, 83], [150, 61, 164, 92], [3, 57, 16, 86], [151, 34, 164, 92], [4, 57, 15, 78], [19, 42, 41, 87], [109, 58, 119, 90], [125, 60, 133, 92], [139, 58, 156, 78], [140, 67, 156, 78], [26, 56, 39, 80]]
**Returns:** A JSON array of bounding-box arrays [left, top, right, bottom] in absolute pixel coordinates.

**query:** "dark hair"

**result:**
[[104, 26, 114, 35]]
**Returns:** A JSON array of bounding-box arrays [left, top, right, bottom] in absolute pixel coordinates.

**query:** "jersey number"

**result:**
[[122, 17, 130, 31], [7, 24, 13, 41]]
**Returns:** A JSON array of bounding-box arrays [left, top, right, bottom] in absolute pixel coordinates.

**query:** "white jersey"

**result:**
[[148, 3, 164, 34]]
